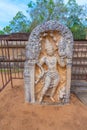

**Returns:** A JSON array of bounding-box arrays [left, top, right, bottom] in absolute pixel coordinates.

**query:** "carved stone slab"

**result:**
[[24, 20, 74, 105]]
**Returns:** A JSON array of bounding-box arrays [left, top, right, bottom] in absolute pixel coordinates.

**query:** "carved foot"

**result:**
[[38, 96, 43, 103], [50, 97, 55, 102]]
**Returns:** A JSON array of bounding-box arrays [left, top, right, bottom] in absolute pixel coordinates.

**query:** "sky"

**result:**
[[0, 0, 87, 30]]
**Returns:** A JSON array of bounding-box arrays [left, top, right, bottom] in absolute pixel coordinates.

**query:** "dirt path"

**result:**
[[0, 79, 87, 130]]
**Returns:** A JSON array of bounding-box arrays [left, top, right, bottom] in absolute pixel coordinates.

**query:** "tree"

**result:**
[[65, 0, 85, 27], [65, 0, 87, 39], [3, 11, 30, 34], [9, 11, 29, 33], [0, 30, 5, 35], [27, 0, 87, 39], [3, 26, 11, 34], [27, 0, 67, 31], [1, 0, 87, 37]]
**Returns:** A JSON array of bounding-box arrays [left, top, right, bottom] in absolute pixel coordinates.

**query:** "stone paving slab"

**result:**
[[76, 92, 87, 105]]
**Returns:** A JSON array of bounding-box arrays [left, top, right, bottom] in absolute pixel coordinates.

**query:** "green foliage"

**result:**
[[66, 0, 84, 26], [2, 11, 30, 34], [27, 0, 67, 32], [27, 0, 87, 35], [3, 26, 11, 34], [1, 0, 87, 39], [28, 1, 35, 8], [64, 0, 87, 39], [71, 24, 86, 40], [9, 11, 29, 33], [0, 30, 5, 35]]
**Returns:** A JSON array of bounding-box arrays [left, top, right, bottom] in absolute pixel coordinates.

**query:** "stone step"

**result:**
[[75, 92, 87, 105]]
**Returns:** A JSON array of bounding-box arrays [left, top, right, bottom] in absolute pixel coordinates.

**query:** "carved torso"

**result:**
[[40, 56, 57, 72]]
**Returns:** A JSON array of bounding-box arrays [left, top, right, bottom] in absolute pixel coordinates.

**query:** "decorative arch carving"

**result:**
[[24, 20, 74, 104]]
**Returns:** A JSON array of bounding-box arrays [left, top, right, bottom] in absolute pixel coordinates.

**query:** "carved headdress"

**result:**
[[45, 39, 53, 51]]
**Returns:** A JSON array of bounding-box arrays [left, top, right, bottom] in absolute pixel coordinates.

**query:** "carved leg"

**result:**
[[39, 87, 48, 103], [39, 76, 51, 103], [50, 78, 59, 102], [50, 86, 57, 102]]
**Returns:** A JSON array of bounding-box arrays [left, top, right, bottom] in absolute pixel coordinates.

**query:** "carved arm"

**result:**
[[35, 57, 45, 84], [57, 55, 66, 67]]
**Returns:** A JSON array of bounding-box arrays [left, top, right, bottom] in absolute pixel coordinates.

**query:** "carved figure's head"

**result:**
[[45, 39, 54, 56]]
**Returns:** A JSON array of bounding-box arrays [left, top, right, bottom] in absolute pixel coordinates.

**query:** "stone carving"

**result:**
[[24, 20, 73, 105], [38, 39, 60, 103]]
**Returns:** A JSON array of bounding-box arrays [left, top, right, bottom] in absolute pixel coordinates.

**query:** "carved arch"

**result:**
[[26, 20, 73, 64], [24, 20, 74, 104]]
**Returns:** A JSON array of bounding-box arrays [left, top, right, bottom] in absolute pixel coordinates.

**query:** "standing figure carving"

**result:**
[[36, 38, 66, 103], [38, 39, 60, 102]]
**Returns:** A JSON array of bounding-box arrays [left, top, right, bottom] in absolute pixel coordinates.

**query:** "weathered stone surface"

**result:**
[[24, 20, 74, 105]]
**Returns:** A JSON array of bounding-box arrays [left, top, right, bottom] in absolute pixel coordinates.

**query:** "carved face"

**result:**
[[45, 39, 54, 56], [46, 47, 54, 56]]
